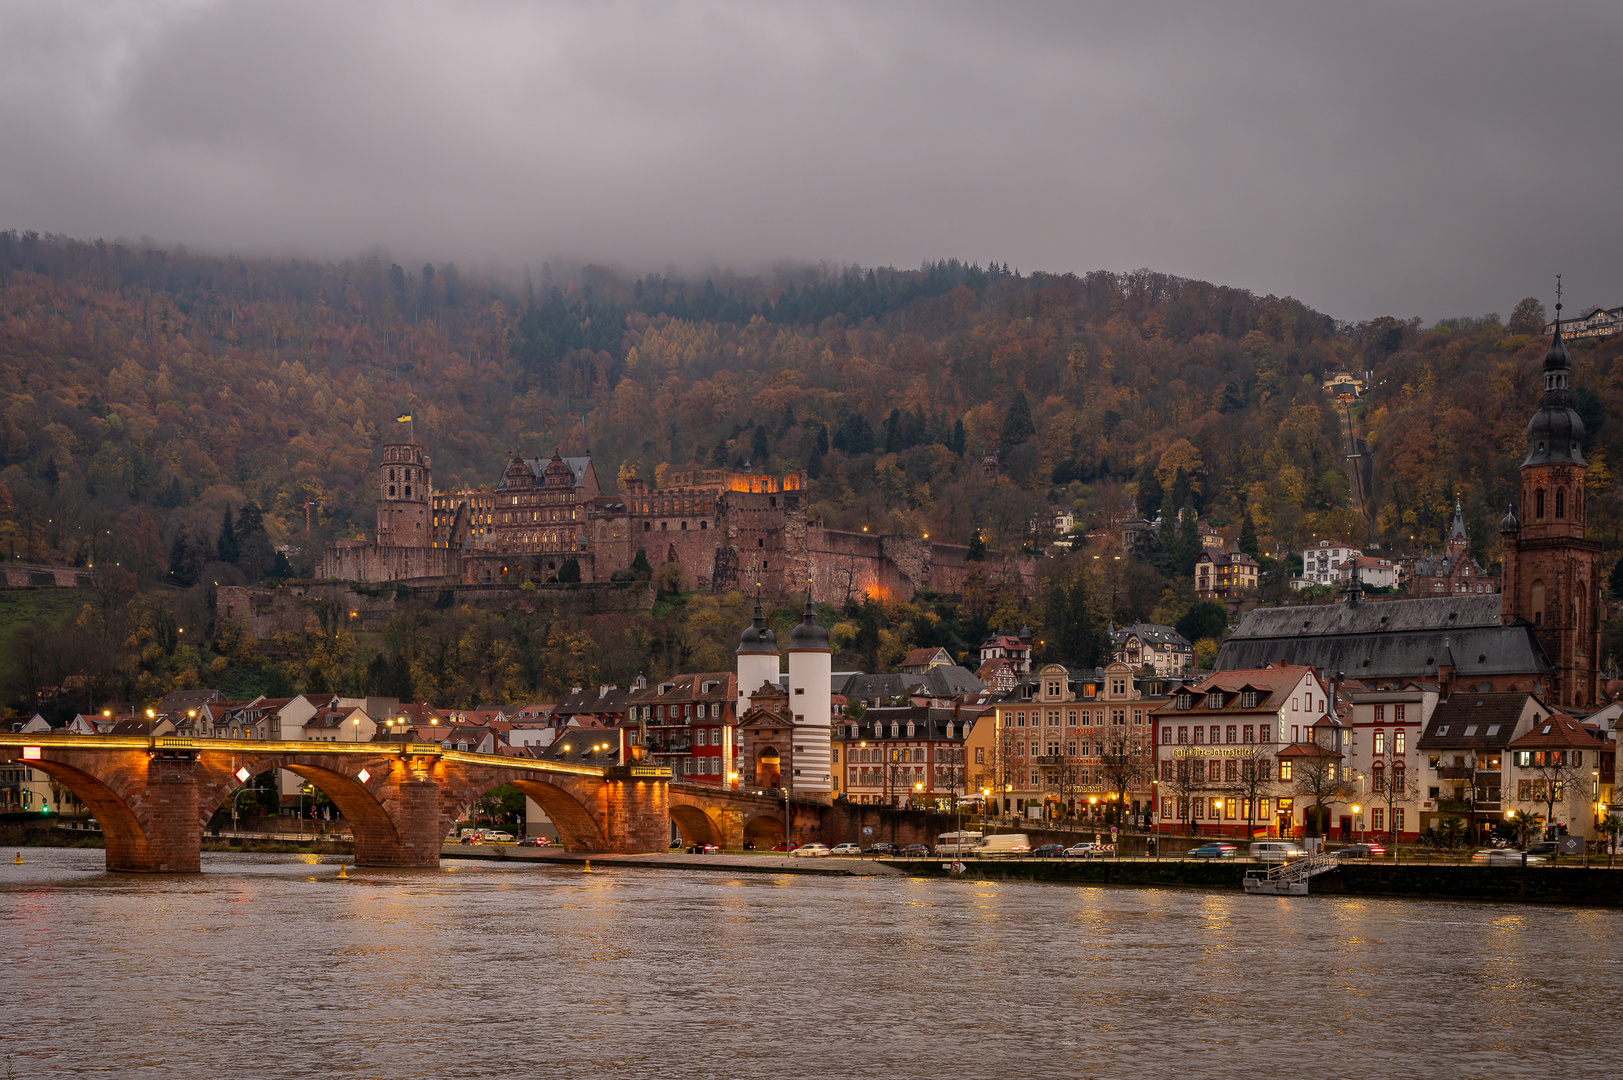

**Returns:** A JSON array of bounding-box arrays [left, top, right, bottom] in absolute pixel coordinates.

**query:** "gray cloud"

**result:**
[[1, 1, 1619, 320]]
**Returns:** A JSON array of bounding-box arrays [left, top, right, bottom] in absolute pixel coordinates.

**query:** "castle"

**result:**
[[323, 442, 1035, 601]]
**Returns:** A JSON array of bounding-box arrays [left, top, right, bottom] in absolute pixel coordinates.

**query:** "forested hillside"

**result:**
[[3, 229, 1620, 710]]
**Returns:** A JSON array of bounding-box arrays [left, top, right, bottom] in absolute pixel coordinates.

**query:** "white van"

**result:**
[[935, 830, 984, 856], [976, 833, 1033, 858], [1250, 841, 1305, 864]]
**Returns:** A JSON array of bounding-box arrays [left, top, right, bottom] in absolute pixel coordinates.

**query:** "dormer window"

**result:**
[[1240, 691, 1260, 709], [1176, 695, 1192, 710], [906, 722, 915, 736], [1205, 692, 1224, 709]]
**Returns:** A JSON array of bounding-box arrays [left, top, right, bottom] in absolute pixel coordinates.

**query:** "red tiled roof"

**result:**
[[1509, 717, 1608, 750]]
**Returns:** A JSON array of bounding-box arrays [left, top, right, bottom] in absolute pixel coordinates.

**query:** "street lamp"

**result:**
[[353, 716, 361, 742]]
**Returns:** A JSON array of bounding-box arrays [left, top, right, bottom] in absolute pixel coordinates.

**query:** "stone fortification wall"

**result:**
[[321, 540, 459, 584], [0, 565, 93, 588], [218, 581, 657, 641]]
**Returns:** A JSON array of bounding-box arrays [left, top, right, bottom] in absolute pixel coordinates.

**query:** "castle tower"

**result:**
[[1500, 311, 1601, 706], [785, 593, 833, 800], [376, 441, 432, 547], [735, 594, 781, 716]]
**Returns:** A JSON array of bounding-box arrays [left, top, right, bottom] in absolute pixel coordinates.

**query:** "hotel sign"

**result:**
[[1171, 747, 1259, 759]]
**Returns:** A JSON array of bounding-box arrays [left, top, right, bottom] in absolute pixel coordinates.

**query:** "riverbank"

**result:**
[[441, 845, 906, 876], [900, 855, 1623, 906]]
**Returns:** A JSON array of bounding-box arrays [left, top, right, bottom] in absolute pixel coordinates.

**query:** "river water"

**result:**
[[2, 849, 1620, 1079]]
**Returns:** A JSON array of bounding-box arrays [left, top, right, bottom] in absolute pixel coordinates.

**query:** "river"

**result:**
[[2, 849, 1619, 1079]]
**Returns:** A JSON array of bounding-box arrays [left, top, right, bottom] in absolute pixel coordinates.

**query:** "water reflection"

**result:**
[[2, 849, 1621, 1079]]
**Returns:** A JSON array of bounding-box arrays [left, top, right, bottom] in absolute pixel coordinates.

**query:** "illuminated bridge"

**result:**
[[0, 733, 680, 872]]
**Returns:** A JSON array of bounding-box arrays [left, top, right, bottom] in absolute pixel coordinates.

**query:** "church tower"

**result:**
[[1500, 306, 1601, 706], [376, 441, 432, 547]]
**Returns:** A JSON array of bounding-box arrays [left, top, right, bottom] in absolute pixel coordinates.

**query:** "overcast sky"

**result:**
[[2, 1, 1619, 321]]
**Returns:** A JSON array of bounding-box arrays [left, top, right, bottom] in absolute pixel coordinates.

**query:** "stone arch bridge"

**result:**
[[1, 734, 674, 872]]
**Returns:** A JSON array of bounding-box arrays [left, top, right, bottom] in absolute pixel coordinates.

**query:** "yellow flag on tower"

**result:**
[[396, 413, 412, 423]]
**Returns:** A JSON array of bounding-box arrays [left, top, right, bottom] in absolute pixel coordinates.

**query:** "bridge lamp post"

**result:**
[[353, 716, 361, 743]]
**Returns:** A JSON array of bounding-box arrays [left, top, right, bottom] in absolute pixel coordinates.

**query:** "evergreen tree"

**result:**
[[966, 529, 986, 562], [1239, 509, 1259, 558], [883, 408, 902, 453], [815, 423, 830, 456], [558, 556, 581, 583], [306, 665, 332, 695], [998, 391, 1036, 453], [1609, 556, 1623, 601], [217, 507, 239, 565], [1176, 601, 1229, 644], [951, 418, 966, 457], [750, 424, 770, 464], [630, 547, 653, 580], [1041, 572, 1108, 671], [1174, 500, 1201, 576], [387, 652, 414, 702], [805, 449, 822, 480]]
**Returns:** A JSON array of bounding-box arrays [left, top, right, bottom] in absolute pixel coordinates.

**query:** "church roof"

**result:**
[[1216, 595, 1553, 681]]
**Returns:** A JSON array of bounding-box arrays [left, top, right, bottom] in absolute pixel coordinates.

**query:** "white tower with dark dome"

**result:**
[[786, 593, 833, 799], [735, 595, 781, 715]]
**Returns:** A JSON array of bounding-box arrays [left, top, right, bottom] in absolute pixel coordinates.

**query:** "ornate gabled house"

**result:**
[[1499, 310, 1604, 708], [1409, 503, 1495, 598]]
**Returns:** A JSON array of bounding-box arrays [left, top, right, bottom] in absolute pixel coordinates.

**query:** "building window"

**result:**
[[1162, 726, 1172, 745], [1243, 725, 1254, 743], [1279, 759, 1293, 781], [1178, 726, 1188, 744], [1226, 725, 1237, 744], [1394, 731, 1405, 754]]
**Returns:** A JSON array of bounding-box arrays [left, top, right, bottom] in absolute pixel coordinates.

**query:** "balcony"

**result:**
[[1033, 755, 1067, 765], [1436, 766, 1473, 779]]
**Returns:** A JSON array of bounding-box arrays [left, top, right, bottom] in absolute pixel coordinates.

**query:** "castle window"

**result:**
[[1535, 489, 1545, 518], [405, 486, 411, 497], [389, 486, 396, 497]]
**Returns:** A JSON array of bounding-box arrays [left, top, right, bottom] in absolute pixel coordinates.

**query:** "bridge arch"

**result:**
[[743, 810, 785, 848], [670, 803, 724, 849], [13, 756, 157, 872], [437, 772, 609, 854]]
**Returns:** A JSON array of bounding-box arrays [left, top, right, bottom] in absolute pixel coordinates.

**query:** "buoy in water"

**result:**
[[336, 865, 349, 880], [13, 852, 21, 865], [583, 859, 592, 874]]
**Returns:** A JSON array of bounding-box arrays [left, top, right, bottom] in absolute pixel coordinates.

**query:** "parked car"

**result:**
[[1524, 841, 1559, 857], [460, 833, 483, 845], [902, 843, 930, 857], [517, 836, 553, 847], [866, 843, 900, 856], [687, 843, 721, 854], [1471, 849, 1546, 866], [1336, 843, 1385, 859], [829, 843, 862, 856], [482, 831, 516, 844], [1063, 842, 1100, 858], [1032, 843, 1067, 858], [771, 842, 792, 852], [789, 842, 831, 858], [1189, 843, 1238, 859]]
